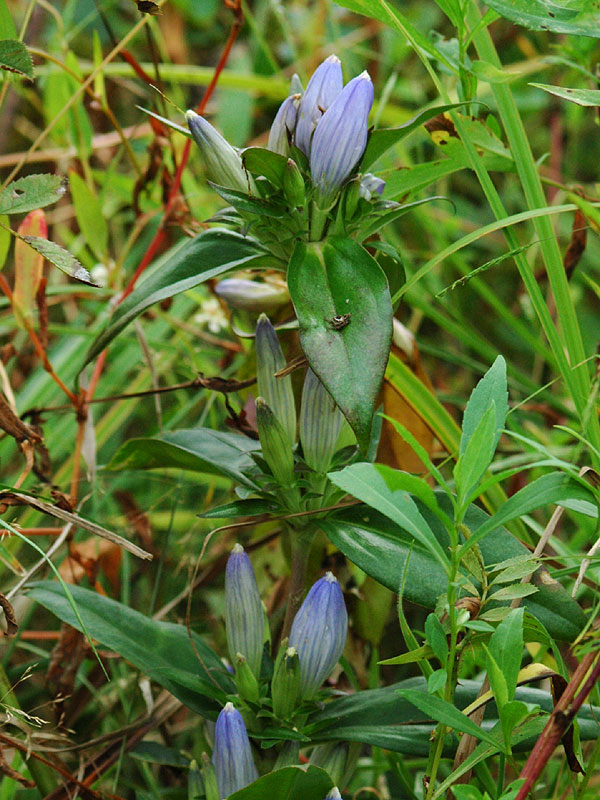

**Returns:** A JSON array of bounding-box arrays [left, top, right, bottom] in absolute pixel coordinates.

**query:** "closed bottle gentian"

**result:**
[[310, 71, 374, 209], [225, 544, 264, 678], [186, 111, 254, 194], [295, 55, 343, 156], [289, 572, 348, 699], [267, 93, 301, 156], [212, 702, 258, 798], [300, 368, 344, 473]]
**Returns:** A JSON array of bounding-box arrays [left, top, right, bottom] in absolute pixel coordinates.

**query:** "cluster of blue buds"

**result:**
[[216, 545, 349, 794], [186, 54, 384, 244]]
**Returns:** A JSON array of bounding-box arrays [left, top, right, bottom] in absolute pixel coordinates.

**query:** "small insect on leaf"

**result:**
[[328, 312, 351, 330]]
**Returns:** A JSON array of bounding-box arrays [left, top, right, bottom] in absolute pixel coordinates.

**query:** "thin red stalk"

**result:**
[[515, 651, 600, 800], [68, 1, 244, 500]]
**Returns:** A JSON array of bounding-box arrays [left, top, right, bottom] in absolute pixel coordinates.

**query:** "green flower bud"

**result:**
[[200, 753, 220, 800], [300, 369, 344, 473], [186, 111, 255, 194], [235, 653, 260, 704], [283, 159, 306, 208], [256, 397, 295, 486], [256, 314, 296, 445], [215, 277, 289, 313], [271, 643, 300, 720], [309, 743, 349, 786]]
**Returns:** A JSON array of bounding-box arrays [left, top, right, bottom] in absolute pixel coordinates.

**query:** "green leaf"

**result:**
[[69, 171, 108, 260], [18, 235, 96, 285], [328, 463, 449, 568], [288, 238, 392, 450], [489, 608, 524, 700], [399, 689, 501, 748], [319, 497, 586, 641], [530, 82, 600, 107], [28, 581, 233, 716], [305, 676, 600, 755], [242, 147, 288, 187], [131, 741, 190, 768], [198, 498, 277, 518], [484, 0, 600, 38], [460, 472, 595, 555], [209, 182, 287, 218], [428, 669, 448, 694], [107, 428, 261, 489], [0, 2, 17, 39], [0, 174, 67, 215], [488, 584, 538, 602], [83, 229, 267, 367], [425, 613, 448, 665], [460, 356, 508, 457], [228, 766, 333, 800], [0, 38, 33, 79], [361, 103, 469, 170], [454, 404, 497, 503]]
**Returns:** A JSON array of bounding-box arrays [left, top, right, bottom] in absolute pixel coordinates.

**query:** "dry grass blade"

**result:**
[[1, 491, 152, 560]]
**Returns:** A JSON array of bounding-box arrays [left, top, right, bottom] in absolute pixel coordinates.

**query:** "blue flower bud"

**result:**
[[256, 314, 296, 446], [300, 368, 344, 473], [295, 55, 343, 157], [212, 702, 258, 798], [225, 544, 264, 678], [289, 572, 348, 699], [186, 111, 254, 193], [215, 277, 289, 313], [268, 93, 301, 156], [310, 72, 374, 209], [359, 173, 386, 201]]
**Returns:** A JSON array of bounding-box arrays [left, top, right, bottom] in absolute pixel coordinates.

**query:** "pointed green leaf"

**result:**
[[228, 766, 333, 800], [328, 463, 449, 568], [485, 0, 600, 38], [107, 428, 261, 488], [460, 355, 508, 457], [0, 174, 67, 215], [28, 581, 233, 716], [0, 38, 33, 79], [319, 496, 586, 641], [288, 238, 392, 450]]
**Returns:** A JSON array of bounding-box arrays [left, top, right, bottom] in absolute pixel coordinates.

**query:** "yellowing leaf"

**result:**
[[13, 209, 46, 327]]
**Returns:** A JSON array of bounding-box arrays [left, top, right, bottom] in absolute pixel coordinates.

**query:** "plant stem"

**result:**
[[281, 524, 315, 639]]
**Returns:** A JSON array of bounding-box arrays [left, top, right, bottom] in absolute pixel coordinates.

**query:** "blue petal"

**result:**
[[289, 572, 348, 699], [310, 72, 374, 208], [225, 545, 264, 677], [295, 55, 343, 156], [212, 703, 258, 797]]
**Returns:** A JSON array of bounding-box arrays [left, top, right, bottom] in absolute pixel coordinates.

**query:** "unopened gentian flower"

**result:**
[[294, 55, 343, 156], [256, 314, 296, 446], [325, 789, 342, 800], [225, 544, 264, 678], [186, 111, 253, 193], [310, 71, 374, 209], [214, 277, 289, 313], [212, 702, 258, 798], [300, 368, 344, 473], [267, 93, 301, 156], [289, 572, 348, 699]]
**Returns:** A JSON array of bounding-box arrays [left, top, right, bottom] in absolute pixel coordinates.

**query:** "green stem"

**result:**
[[281, 524, 316, 639]]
